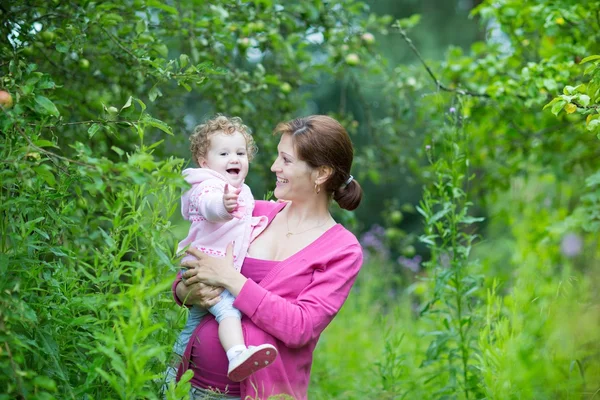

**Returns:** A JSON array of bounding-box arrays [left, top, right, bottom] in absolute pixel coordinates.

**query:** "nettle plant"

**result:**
[[416, 105, 484, 399]]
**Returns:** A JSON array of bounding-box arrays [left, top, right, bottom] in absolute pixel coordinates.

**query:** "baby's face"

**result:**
[[199, 131, 249, 188]]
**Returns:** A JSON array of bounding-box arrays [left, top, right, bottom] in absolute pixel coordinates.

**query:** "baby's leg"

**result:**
[[209, 290, 245, 353], [208, 291, 277, 382], [218, 317, 245, 351]]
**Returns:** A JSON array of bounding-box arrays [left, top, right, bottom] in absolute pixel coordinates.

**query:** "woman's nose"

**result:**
[[270, 159, 279, 172]]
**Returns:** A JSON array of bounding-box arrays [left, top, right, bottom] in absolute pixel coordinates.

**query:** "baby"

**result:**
[[171, 115, 277, 383]]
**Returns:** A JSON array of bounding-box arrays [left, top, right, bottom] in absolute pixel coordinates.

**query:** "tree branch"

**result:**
[[101, 27, 140, 64], [397, 27, 490, 98], [14, 123, 96, 168]]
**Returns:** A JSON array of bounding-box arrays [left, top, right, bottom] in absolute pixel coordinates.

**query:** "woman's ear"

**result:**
[[315, 166, 333, 185]]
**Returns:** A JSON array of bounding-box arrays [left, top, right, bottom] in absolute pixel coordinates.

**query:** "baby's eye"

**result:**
[[220, 152, 227, 156], [237, 152, 246, 156]]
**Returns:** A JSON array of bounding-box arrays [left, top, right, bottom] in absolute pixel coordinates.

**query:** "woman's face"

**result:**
[[270, 133, 316, 201]]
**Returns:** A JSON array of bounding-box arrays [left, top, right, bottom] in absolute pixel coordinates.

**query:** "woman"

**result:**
[[172, 115, 364, 400]]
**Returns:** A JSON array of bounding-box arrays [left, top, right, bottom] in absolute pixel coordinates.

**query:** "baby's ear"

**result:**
[[198, 157, 208, 168]]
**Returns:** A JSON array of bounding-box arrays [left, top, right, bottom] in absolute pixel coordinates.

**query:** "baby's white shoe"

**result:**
[[227, 344, 278, 382]]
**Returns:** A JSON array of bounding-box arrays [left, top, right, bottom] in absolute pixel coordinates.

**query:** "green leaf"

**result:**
[[543, 97, 560, 110], [34, 139, 57, 148], [551, 99, 567, 116], [460, 216, 485, 224], [585, 171, 600, 187], [144, 116, 173, 135], [135, 98, 146, 112], [587, 119, 600, 131], [148, 86, 162, 102], [55, 42, 69, 53], [580, 55, 600, 64], [578, 94, 591, 106], [33, 165, 56, 187], [111, 146, 124, 156], [147, 0, 179, 14], [88, 123, 101, 138], [121, 96, 133, 111], [135, 19, 146, 34], [34, 95, 60, 117], [153, 43, 169, 58], [180, 54, 189, 69]]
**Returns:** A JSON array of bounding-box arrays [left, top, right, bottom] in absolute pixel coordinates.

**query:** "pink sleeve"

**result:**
[[233, 244, 363, 348], [171, 271, 187, 307], [187, 182, 232, 222]]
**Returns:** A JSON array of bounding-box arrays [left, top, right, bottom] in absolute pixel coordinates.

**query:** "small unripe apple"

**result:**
[[41, 31, 56, 43], [280, 82, 292, 94], [0, 90, 14, 109], [402, 245, 416, 257], [345, 53, 360, 66], [22, 46, 34, 56], [361, 32, 375, 45], [79, 58, 90, 69], [390, 210, 403, 224], [108, 106, 119, 114], [237, 37, 250, 49]]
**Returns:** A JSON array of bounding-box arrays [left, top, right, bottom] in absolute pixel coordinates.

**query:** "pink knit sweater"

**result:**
[[174, 200, 363, 399], [178, 168, 267, 270]]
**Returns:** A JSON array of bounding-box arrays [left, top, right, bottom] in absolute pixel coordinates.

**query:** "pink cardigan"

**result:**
[[173, 201, 363, 399], [178, 168, 267, 270]]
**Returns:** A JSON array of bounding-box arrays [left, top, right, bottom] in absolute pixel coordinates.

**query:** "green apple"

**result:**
[[41, 31, 56, 43], [79, 58, 90, 69], [402, 245, 416, 257], [0, 91, 14, 109], [361, 32, 375, 45], [390, 210, 403, 224], [280, 82, 292, 94], [22, 46, 34, 56], [345, 53, 360, 66], [237, 37, 250, 49]]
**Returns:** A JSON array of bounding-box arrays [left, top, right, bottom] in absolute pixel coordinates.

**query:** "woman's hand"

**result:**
[[181, 243, 248, 296], [175, 280, 223, 308]]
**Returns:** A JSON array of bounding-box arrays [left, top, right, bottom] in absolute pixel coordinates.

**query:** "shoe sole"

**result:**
[[228, 345, 278, 382]]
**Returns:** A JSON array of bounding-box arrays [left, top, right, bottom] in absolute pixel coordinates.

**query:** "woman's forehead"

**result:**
[[277, 133, 295, 153]]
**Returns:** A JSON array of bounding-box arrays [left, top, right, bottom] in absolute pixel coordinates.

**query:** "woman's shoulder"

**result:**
[[325, 224, 362, 253], [253, 200, 287, 220]]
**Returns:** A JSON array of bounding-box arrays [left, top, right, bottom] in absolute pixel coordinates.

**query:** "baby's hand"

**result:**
[[223, 184, 241, 213]]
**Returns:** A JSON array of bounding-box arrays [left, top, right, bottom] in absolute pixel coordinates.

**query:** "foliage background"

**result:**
[[1, 0, 599, 399]]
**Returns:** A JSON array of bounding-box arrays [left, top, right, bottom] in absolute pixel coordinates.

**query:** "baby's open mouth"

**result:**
[[227, 168, 240, 175]]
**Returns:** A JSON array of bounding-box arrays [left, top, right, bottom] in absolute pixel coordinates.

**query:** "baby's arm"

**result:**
[[188, 182, 234, 222], [222, 184, 242, 214]]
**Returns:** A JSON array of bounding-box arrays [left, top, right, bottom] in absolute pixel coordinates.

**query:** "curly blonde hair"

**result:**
[[190, 115, 258, 164]]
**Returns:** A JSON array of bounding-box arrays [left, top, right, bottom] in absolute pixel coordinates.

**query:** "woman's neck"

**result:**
[[284, 197, 332, 226]]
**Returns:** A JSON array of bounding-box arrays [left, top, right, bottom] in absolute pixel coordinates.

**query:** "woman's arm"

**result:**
[[181, 241, 363, 348], [234, 244, 362, 348]]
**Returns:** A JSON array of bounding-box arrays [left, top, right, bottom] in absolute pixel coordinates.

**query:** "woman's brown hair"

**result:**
[[274, 115, 363, 211]]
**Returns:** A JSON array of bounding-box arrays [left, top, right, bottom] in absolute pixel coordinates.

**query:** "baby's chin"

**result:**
[[225, 176, 245, 188]]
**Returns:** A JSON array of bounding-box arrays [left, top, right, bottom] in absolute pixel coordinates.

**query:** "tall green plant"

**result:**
[[416, 105, 484, 399]]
